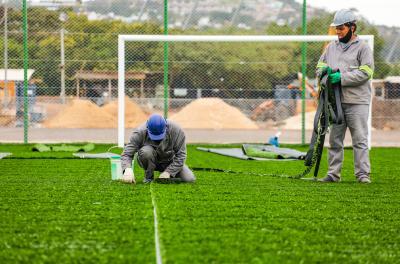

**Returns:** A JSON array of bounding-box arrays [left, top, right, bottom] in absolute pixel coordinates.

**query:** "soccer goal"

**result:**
[[117, 34, 374, 147]]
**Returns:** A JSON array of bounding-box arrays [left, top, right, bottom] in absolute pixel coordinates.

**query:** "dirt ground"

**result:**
[[1, 127, 399, 147]]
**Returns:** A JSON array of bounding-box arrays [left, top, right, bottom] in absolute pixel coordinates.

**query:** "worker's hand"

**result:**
[[329, 72, 341, 84], [321, 66, 332, 74], [159, 171, 171, 179], [121, 168, 135, 184]]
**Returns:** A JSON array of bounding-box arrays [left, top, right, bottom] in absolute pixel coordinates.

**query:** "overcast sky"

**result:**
[[294, 0, 400, 27]]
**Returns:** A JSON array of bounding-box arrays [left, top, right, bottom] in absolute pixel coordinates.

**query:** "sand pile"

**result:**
[[169, 98, 259, 129], [102, 97, 148, 128], [39, 102, 66, 120], [43, 99, 116, 128], [281, 111, 316, 130], [0, 111, 14, 126], [295, 100, 317, 114]]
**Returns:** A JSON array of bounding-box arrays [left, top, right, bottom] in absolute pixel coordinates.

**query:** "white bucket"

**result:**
[[110, 156, 123, 180]]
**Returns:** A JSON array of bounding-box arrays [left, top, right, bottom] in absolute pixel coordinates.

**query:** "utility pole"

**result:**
[[3, 0, 8, 108], [59, 12, 67, 104], [138, 0, 149, 22], [301, 0, 307, 145], [230, 0, 243, 27], [385, 29, 400, 63], [22, 0, 28, 143], [183, 0, 199, 30], [163, 0, 169, 118]]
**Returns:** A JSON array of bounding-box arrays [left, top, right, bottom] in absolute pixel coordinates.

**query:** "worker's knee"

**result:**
[[329, 134, 344, 149], [138, 146, 156, 166], [352, 138, 368, 150]]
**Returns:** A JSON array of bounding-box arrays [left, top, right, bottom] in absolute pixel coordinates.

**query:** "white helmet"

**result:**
[[331, 9, 357, 27]]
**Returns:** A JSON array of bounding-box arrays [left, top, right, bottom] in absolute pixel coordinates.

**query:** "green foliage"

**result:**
[[300, 14, 334, 35], [266, 23, 295, 35], [0, 7, 163, 94], [387, 64, 400, 76], [0, 144, 399, 263], [169, 41, 297, 91]]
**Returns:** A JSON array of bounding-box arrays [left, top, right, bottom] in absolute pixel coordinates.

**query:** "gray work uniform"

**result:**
[[316, 36, 374, 180], [121, 121, 195, 182]]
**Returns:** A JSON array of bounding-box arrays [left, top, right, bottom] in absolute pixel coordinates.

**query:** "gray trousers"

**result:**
[[137, 145, 196, 182], [328, 103, 370, 180]]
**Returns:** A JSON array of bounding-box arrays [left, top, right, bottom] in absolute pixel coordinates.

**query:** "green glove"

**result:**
[[329, 72, 341, 84], [322, 66, 332, 74]]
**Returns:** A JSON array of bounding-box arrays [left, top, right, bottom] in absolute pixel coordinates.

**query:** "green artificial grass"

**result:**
[[32, 143, 95, 152], [1, 143, 399, 263], [0, 152, 154, 263]]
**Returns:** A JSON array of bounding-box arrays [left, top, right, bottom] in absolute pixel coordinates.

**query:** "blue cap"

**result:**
[[147, 114, 167, 141]]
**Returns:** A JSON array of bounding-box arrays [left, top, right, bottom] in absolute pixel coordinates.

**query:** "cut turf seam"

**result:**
[[150, 184, 163, 264]]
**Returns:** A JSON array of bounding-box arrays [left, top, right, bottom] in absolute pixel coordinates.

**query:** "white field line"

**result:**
[[150, 185, 163, 264]]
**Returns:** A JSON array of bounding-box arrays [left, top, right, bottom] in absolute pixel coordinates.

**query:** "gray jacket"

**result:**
[[316, 36, 374, 104], [121, 121, 187, 176]]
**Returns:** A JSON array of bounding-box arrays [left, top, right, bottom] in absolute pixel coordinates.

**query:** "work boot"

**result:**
[[143, 170, 154, 183], [358, 177, 371, 184], [318, 175, 341, 183]]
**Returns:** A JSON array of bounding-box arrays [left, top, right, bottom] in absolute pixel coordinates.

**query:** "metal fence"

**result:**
[[0, 0, 399, 144]]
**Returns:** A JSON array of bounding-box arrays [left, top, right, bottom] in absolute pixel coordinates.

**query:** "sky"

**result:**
[[294, 0, 400, 27]]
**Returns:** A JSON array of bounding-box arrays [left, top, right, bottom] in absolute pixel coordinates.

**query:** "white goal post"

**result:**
[[118, 34, 374, 147]]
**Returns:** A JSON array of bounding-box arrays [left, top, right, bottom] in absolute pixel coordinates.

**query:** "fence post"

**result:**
[[163, 0, 169, 118], [23, 0, 29, 143], [301, 0, 307, 145]]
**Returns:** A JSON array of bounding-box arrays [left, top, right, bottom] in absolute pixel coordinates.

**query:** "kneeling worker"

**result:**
[[120, 114, 196, 184]]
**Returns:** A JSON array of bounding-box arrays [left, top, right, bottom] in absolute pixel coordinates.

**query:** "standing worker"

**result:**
[[316, 9, 374, 183], [120, 114, 196, 184]]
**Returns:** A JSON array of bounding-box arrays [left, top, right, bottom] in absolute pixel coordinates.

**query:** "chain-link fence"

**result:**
[[0, 0, 399, 144]]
